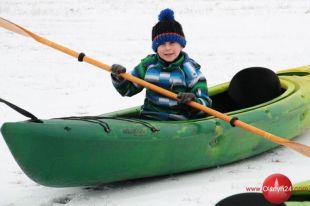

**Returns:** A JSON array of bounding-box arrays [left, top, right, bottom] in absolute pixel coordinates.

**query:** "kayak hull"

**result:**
[[1, 66, 310, 187]]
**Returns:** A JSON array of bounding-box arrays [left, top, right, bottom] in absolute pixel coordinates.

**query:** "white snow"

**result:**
[[1, 0, 310, 205]]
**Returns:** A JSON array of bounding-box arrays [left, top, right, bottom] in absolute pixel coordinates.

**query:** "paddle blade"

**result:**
[[0, 17, 31, 37], [283, 141, 310, 158]]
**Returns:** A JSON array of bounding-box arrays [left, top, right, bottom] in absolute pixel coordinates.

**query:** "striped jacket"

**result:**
[[111, 52, 211, 120]]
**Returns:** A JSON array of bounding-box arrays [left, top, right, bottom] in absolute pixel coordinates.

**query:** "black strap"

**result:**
[[229, 117, 239, 127], [55, 116, 159, 133], [55, 116, 111, 133], [78, 52, 86, 62], [0, 98, 43, 123]]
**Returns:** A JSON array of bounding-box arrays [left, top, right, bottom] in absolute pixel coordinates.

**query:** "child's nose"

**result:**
[[163, 43, 171, 49]]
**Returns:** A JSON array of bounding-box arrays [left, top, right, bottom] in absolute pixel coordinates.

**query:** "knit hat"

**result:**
[[152, 8, 186, 52]]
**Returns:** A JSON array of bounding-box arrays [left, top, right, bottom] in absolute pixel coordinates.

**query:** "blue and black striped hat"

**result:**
[[152, 8, 186, 52]]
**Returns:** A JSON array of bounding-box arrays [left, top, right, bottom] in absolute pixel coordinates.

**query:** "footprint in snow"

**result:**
[[51, 194, 74, 204]]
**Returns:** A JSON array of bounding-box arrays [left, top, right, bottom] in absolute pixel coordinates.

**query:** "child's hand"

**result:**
[[111, 64, 126, 76], [177, 92, 196, 104]]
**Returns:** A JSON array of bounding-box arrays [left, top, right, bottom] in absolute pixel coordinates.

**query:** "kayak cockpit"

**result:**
[[111, 67, 292, 119]]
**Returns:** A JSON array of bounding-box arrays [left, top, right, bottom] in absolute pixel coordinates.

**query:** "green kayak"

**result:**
[[287, 180, 310, 206], [1, 66, 310, 187]]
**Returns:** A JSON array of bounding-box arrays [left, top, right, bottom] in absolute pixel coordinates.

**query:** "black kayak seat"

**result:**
[[211, 67, 283, 113], [228, 67, 283, 110]]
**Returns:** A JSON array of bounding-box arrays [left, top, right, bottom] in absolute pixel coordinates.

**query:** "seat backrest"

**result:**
[[228, 67, 282, 109]]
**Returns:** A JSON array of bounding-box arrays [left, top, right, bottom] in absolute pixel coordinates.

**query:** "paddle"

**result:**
[[1, 17, 310, 157]]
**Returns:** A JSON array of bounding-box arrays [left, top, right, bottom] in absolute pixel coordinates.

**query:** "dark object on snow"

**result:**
[[215, 192, 285, 206], [228, 67, 282, 109]]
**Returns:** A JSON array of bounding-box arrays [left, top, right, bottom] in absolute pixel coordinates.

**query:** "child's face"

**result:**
[[157, 42, 182, 62]]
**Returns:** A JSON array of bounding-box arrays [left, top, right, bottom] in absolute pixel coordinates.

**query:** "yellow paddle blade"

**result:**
[[0, 17, 31, 37]]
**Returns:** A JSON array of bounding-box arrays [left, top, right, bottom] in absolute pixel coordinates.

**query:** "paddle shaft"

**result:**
[[1, 17, 310, 157]]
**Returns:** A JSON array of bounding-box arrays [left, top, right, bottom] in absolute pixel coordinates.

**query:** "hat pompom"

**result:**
[[158, 8, 175, 21]]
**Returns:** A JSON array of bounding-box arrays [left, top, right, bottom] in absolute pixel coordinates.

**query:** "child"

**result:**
[[111, 8, 211, 120]]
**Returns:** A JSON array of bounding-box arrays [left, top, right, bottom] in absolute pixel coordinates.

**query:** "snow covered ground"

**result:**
[[1, 0, 310, 205]]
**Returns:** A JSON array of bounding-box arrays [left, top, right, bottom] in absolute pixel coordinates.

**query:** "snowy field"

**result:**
[[1, 0, 310, 205]]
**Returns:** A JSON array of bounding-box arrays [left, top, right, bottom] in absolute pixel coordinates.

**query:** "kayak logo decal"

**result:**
[[122, 128, 146, 136]]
